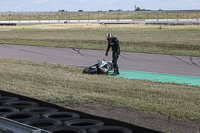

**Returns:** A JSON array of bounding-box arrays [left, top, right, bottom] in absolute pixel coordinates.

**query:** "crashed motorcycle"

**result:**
[[83, 60, 113, 74]]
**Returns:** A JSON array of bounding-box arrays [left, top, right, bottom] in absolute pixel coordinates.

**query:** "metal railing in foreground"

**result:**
[[0, 116, 50, 133]]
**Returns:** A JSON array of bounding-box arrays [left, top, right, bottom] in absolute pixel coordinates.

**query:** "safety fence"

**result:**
[[0, 10, 200, 22]]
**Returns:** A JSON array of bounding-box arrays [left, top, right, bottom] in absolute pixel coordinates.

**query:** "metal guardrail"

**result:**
[[1, 19, 200, 25], [0, 10, 199, 24], [0, 117, 51, 133]]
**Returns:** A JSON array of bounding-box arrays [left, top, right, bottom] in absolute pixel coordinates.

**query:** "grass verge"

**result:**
[[0, 12, 199, 21], [0, 24, 200, 57], [0, 58, 199, 122]]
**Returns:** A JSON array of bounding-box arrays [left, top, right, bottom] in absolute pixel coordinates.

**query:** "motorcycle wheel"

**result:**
[[83, 66, 97, 74]]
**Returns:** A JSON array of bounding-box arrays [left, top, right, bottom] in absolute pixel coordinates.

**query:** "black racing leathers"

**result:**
[[106, 37, 120, 74]]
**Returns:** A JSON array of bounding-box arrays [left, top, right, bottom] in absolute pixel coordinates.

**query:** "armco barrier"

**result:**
[[0, 90, 163, 133]]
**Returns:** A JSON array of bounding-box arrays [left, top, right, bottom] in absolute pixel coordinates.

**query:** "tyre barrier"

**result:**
[[22, 106, 58, 115], [88, 126, 133, 133], [42, 111, 81, 122], [0, 106, 19, 116], [0, 23, 16, 26], [0, 97, 19, 105], [3, 112, 40, 122], [0, 90, 163, 133], [23, 118, 62, 130], [64, 119, 105, 130], [2, 100, 39, 110], [47, 126, 87, 133]]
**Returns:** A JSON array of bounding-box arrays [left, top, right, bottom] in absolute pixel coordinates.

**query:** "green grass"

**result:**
[[0, 24, 200, 56], [0, 12, 199, 21], [0, 58, 200, 122]]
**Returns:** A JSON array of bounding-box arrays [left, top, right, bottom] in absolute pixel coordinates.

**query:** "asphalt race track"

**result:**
[[0, 44, 200, 78]]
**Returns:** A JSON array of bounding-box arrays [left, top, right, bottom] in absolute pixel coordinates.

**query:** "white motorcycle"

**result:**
[[83, 60, 113, 74]]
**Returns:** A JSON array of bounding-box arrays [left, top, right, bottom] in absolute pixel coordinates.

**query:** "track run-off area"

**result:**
[[0, 44, 200, 86]]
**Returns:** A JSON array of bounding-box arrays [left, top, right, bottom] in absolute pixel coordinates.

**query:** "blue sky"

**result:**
[[0, 0, 200, 12]]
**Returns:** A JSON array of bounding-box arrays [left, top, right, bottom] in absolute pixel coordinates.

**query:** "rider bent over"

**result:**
[[105, 33, 120, 76]]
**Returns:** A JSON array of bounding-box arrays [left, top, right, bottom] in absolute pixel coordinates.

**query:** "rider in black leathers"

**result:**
[[105, 33, 120, 76]]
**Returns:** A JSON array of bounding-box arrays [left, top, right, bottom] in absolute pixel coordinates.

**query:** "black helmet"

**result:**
[[106, 33, 113, 41]]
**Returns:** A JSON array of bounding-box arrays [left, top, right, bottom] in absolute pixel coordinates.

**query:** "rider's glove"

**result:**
[[105, 52, 108, 56]]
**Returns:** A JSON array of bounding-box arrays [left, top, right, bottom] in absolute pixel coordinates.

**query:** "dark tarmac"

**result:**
[[0, 44, 199, 77]]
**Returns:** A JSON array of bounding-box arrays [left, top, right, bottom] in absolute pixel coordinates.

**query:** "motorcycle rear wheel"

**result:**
[[83, 66, 97, 74]]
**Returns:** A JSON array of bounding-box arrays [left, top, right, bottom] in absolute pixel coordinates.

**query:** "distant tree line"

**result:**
[[134, 5, 163, 11], [58, 9, 84, 12], [135, 7, 151, 11], [135, 7, 163, 11], [58, 9, 66, 12], [58, 7, 163, 12]]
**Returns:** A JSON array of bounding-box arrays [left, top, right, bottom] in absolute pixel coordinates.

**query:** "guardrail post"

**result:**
[[9, 14, 11, 22], [38, 14, 40, 22], [157, 12, 159, 21], [118, 12, 119, 21], [88, 13, 89, 22], [49, 13, 50, 22], [167, 12, 168, 21], [177, 12, 179, 21], [98, 12, 99, 22], [68, 13, 70, 22], [29, 13, 30, 22], [18, 13, 21, 23], [78, 13, 80, 22]]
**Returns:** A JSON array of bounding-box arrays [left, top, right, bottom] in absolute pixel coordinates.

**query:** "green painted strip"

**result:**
[[109, 70, 200, 86]]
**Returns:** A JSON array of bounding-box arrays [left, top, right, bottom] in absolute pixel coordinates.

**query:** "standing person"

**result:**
[[105, 33, 120, 76]]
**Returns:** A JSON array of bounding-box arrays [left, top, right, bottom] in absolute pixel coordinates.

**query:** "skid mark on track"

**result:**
[[171, 55, 200, 68]]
